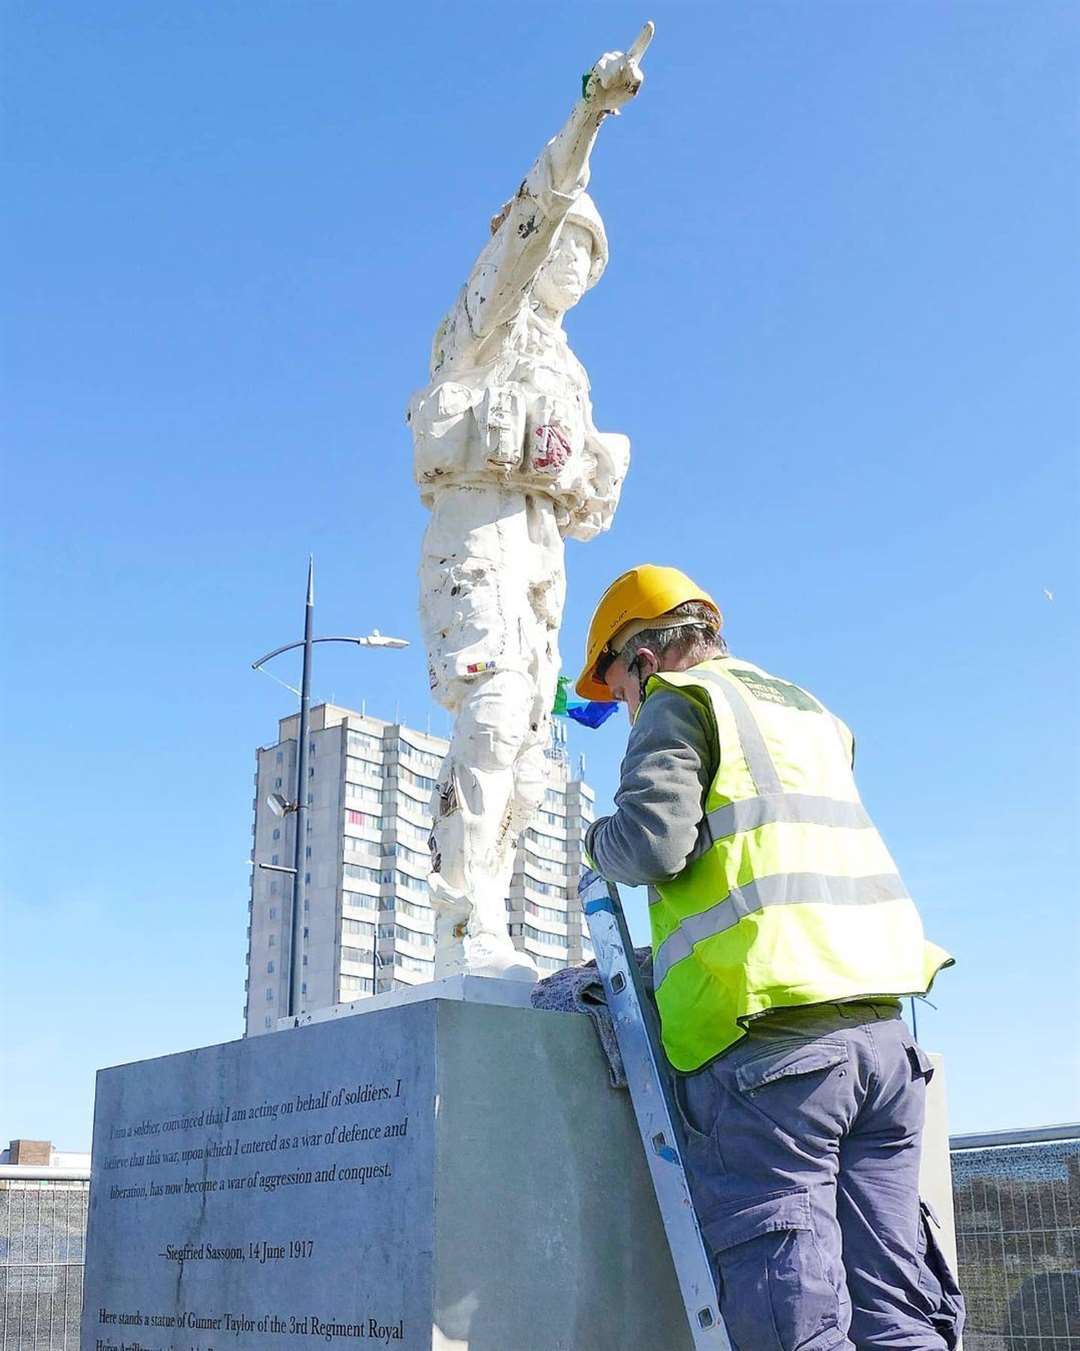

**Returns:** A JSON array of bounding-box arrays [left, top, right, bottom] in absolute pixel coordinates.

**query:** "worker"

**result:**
[[577, 564, 964, 1350]]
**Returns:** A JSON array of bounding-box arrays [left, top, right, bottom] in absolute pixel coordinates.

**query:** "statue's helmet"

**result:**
[[565, 192, 609, 290], [490, 190, 609, 291]]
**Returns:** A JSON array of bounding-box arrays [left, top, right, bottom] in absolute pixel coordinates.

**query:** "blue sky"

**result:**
[[3, 2, 1077, 1148]]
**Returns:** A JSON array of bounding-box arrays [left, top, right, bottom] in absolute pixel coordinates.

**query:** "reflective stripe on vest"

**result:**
[[646, 657, 952, 1071], [670, 794, 873, 878], [653, 871, 909, 985]]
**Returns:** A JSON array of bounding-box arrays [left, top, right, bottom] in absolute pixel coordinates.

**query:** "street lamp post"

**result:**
[[253, 558, 408, 1020]]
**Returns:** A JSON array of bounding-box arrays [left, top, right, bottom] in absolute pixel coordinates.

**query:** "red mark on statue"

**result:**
[[533, 424, 572, 473]]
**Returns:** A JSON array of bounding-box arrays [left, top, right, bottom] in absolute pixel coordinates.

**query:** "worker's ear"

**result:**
[[632, 647, 660, 678]]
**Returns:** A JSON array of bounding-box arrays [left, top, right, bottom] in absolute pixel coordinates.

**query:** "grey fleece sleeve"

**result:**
[[585, 690, 715, 886]]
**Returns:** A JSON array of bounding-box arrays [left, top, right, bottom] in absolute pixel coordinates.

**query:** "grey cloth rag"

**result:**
[[530, 947, 654, 1088]]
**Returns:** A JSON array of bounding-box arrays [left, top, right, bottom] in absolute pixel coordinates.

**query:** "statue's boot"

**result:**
[[463, 863, 538, 982], [428, 871, 471, 980], [428, 863, 538, 983], [464, 928, 538, 982]]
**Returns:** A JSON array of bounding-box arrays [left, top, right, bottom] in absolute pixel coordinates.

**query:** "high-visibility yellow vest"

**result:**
[[648, 657, 953, 1072]]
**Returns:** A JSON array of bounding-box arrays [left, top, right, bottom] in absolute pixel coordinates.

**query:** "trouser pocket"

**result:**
[[706, 1187, 847, 1351], [915, 1200, 966, 1350]]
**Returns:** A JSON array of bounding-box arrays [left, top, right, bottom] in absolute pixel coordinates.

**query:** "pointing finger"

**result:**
[[627, 20, 654, 65]]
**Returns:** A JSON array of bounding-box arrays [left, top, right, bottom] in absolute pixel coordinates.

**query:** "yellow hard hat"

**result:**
[[575, 564, 722, 701]]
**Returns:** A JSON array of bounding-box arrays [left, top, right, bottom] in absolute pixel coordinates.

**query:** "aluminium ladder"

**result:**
[[579, 867, 732, 1351]]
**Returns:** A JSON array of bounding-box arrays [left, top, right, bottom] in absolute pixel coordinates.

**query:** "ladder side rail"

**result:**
[[579, 869, 732, 1351]]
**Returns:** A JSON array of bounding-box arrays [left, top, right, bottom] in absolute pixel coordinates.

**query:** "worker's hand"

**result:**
[[584, 22, 654, 114]]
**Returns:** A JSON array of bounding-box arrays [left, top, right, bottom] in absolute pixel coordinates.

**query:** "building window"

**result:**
[[340, 974, 374, 994], [524, 874, 561, 897], [266, 988, 274, 1002], [526, 899, 565, 924], [523, 924, 566, 948], [268, 906, 277, 920], [399, 766, 437, 792], [271, 853, 279, 866], [264, 1015, 273, 1028], [346, 862, 382, 885], [270, 880, 279, 896], [526, 827, 568, 856], [525, 850, 562, 875], [301, 981, 307, 995], [276, 751, 283, 765], [341, 945, 371, 964], [267, 960, 275, 974], [393, 870, 427, 893], [272, 827, 281, 841], [275, 776, 282, 789], [396, 951, 434, 975], [343, 917, 375, 937], [346, 755, 383, 781], [268, 933, 276, 948], [396, 924, 435, 949], [388, 841, 430, 869], [400, 741, 442, 771]]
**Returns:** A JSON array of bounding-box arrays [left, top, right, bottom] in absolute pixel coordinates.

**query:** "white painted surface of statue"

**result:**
[[408, 26, 653, 981]]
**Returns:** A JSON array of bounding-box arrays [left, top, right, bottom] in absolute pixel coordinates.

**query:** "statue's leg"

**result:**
[[509, 498, 568, 908], [431, 670, 539, 980], [419, 486, 541, 981]]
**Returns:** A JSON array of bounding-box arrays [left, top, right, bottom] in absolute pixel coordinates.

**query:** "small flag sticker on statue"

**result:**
[[465, 661, 498, 674], [552, 675, 619, 729]]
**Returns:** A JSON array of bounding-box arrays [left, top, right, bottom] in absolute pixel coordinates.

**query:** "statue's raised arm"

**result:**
[[434, 23, 653, 370]]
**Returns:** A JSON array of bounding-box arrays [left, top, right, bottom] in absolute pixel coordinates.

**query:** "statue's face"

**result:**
[[533, 222, 594, 314]]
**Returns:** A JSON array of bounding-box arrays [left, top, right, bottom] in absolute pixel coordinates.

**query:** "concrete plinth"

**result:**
[[82, 985, 958, 1351], [81, 988, 694, 1351]]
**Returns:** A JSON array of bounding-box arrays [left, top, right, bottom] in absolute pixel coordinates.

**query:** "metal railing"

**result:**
[[0, 1177, 89, 1351], [950, 1125, 1079, 1351]]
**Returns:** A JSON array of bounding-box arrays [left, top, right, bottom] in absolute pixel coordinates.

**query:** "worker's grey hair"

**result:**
[[618, 600, 726, 671]]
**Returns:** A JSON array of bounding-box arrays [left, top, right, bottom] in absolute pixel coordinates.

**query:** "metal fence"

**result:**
[[0, 1179, 88, 1351], [951, 1128, 1079, 1351]]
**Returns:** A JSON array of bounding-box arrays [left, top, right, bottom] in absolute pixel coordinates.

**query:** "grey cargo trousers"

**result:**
[[675, 1003, 965, 1351]]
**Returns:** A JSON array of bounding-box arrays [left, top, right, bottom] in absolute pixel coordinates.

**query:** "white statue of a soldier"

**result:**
[[408, 25, 653, 980]]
